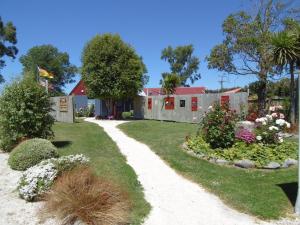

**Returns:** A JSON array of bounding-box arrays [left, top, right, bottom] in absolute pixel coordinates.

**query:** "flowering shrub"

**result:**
[[235, 128, 256, 144], [18, 154, 89, 201], [254, 113, 290, 144], [200, 103, 238, 149], [186, 136, 297, 167]]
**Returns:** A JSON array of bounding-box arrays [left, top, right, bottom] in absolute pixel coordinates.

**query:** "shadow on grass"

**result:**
[[277, 182, 298, 207], [52, 141, 72, 148]]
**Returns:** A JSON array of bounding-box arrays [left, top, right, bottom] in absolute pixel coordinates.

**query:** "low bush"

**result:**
[[0, 78, 54, 151], [18, 154, 89, 201], [200, 103, 238, 149], [122, 111, 132, 119], [187, 136, 298, 168], [8, 138, 58, 171], [41, 167, 130, 225]]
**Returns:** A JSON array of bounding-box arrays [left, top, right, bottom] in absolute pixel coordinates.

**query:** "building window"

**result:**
[[148, 98, 152, 110], [180, 100, 185, 107], [191, 97, 197, 111], [165, 97, 175, 110]]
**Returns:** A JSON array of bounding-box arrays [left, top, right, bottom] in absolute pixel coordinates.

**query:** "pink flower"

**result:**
[[271, 113, 278, 118]]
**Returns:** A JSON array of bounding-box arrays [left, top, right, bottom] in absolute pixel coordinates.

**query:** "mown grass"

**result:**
[[52, 121, 150, 225], [119, 120, 298, 220]]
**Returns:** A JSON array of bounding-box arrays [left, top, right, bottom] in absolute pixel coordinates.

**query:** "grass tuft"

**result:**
[[41, 166, 131, 225]]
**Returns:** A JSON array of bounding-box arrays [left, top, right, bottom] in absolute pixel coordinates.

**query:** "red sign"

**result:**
[[148, 98, 152, 110], [191, 97, 197, 111], [165, 97, 175, 110], [221, 95, 230, 106]]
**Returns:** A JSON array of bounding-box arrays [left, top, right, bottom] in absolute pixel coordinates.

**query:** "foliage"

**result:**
[[200, 103, 238, 148], [161, 45, 200, 86], [0, 17, 18, 83], [0, 78, 54, 151], [235, 128, 256, 144], [187, 136, 297, 168], [81, 34, 146, 101], [122, 111, 133, 119], [53, 121, 151, 225], [8, 138, 58, 171], [42, 166, 130, 225], [161, 73, 181, 95], [75, 106, 89, 117], [18, 154, 89, 201], [206, 1, 298, 115], [19, 45, 77, 94]]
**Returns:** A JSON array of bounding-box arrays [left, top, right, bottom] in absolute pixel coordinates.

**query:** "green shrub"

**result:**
[[8, 138, 58, 171], [200, 103, 238, 149], [0, 78, 54, 151], [121, 111, 132, 119]]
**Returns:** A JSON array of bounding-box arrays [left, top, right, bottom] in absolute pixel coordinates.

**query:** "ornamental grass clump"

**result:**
[[41, 166, 130, 225]]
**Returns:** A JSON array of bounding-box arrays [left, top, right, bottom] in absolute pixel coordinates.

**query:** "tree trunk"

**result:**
[[257, 78, 267, 117], [290, 62, 296, 124]]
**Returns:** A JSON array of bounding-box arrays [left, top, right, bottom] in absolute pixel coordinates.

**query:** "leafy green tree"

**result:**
[[0, 17, 18, 83], [161, 45, 200, 86], [272, 20, 300, 123], [19, 45, 77, 94], [161, 73, 181, 96], [206, 0, 297, 116], [81, 34, 146, 115]]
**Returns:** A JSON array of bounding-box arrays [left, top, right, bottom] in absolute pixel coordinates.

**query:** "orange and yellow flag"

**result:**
[[38, 67, 54, 79]]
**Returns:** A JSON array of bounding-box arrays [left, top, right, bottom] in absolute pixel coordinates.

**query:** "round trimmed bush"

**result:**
[[8, 138, 58, 171]]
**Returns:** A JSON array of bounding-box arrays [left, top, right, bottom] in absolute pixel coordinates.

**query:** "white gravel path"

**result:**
[[0, 152, 57, 225], [86, 118, 275, 225]]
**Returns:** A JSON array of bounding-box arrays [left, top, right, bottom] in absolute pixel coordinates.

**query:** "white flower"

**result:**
[[276, 105, 283, 110], [269, 106, 276, 112], [266, 114, 273, 121], [286, 122, 291, 128], [256, 135, 262, 141], [279, 113, 285, 119], [269, 126, 279, 131], [278, 137, 283, 143], [208, 106, 213, 110], [262, 121, 267, 125], [275, 119, 286, 126]]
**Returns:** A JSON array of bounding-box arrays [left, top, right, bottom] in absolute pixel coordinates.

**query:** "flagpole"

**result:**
[[295, 72, 300, 215]]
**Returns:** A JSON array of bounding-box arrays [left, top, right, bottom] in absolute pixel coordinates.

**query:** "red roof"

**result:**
[[69, 80, 206, 96], [144, 87, 206, 96], [223, 88, 242, 94], [69, 80, 86, 95]]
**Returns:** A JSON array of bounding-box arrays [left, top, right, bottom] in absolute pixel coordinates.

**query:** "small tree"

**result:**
[[0, 17, 18, 83], [272, 21, 300, 124], [0, 77, 54, 151], [81, 34, 146, 115], [161, 45, 200, 86], [19, 45, 77, 95], [206, 0, 298, 116], [161, 73, 181, 96]]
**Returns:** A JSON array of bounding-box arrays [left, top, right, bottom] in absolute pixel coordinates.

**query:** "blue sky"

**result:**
[[1, 0, 257, 93]]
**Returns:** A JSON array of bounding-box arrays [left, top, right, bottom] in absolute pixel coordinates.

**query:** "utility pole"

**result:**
[[218, 74, 228, 93], [295, 72, 300, 215]]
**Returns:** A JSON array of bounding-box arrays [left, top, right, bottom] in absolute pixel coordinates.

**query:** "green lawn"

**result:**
[[52, 121, 150, 225], [119, 120, 298, 220]]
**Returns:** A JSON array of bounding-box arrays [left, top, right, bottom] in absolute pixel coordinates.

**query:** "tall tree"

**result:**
[[19, 45, 77, 94], [0, 17, 18, 83], [161, 45, 200, 86], [206, 0, 298, 116], [272, 22, 300, 123], [81, 34, 146, 115]]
